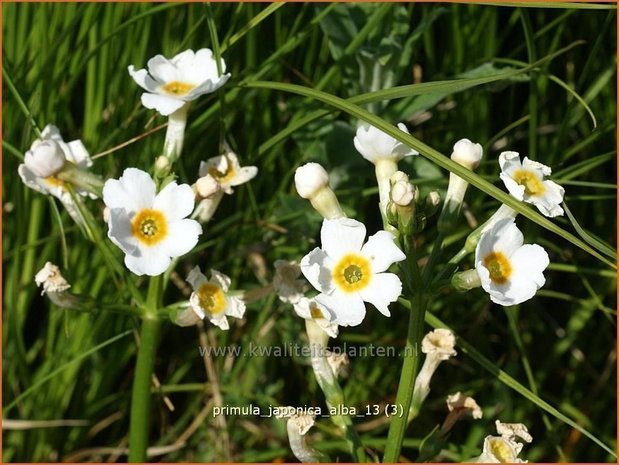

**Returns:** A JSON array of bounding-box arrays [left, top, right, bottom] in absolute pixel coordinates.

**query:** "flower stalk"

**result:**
[[162, 104, 190, 163], [305, 320, 365, 462], [128, 276, 163, 462]]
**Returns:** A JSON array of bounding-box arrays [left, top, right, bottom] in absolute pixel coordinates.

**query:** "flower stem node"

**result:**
[[300, 218, 406, 326], [186, 266, 246, 330], [294, 162, 345, 220], [475, 218, 549, 306], [103, 168, 202, 276]]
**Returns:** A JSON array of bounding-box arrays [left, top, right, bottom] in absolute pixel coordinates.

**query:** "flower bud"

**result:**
[[155, 155, 170, 171], [294, 162, 329, 199], [425, 191, 441, 217], [390, 171, 415, 207], [25, 140, 66, 178], [452, 138, 483, 169], [451, 269, 482, 291]]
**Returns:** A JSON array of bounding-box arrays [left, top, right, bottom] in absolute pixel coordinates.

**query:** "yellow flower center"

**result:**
[[483, 251, 512, 284], [196, 283, 227, 315], [44, 176, 66, 189], [208, 157, 236, 184], [332, 254, 371, 292], [131, 209, 167, 246], [488, 438, 516, 463], [513, 169, 545, 196], [161, 81, 196, 96]]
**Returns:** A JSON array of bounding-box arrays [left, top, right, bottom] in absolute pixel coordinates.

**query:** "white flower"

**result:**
[[293, 297, 339, 338], [495, 420, 532, 443], [499, 151, 565, 217], [294, 162, 330, 199], [24, 139, 66, 178], [18, 125, 94, 224], [194, 174, 221, 199], [300, 218, 406, 326], [412, 329, 457, 411], [103, 168, 202, 276], [452, 138, 483, 169], [475, 218, 549, 306], [35, 262, 71, 295], [198, 145, 257, 195], [353, 123, 418, 163], [128, 48, 230, 116], [446, 392, 483, 419], [476, 435, 526, 463], [273, 260, 306, 304], [186, 266, 246, 330]]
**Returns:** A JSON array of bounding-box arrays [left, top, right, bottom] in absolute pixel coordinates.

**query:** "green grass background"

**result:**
[[2, 2, 617, 462]]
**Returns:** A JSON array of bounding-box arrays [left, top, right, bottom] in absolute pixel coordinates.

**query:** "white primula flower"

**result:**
[[475, 218, 549, 306], [293, 297, 339, 338], [354, 123, 418, 163], [495, 420, 532, 443], [186, 266, 246, 330], [300, 218, 406, 326], [103, 168, 202, 276], [128, 48, 230, 116], [35, 262, 71, 295], [476, 435, 526, 463], [18, 124, 94, 223], [198, 145, 258, 195], [499, 151, 565, 217]]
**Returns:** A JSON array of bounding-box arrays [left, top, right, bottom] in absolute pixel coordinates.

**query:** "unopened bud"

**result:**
[[390, 171, 415, 207], [451, 269, 481, 291], [425, 191, 441, 217], [294, 162, 329, 199], [452, 138, 483, 169]]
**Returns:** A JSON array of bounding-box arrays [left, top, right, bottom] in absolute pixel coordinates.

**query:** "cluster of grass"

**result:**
[[2, 2, 617, 462]]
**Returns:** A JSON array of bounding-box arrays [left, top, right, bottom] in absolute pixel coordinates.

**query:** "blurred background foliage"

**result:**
[[2, 2, 616, 462]]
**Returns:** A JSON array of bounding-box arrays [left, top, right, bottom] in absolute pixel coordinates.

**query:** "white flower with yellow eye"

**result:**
[[18, 124, 94, 224], [499, 151, 565, 217], [300, 218, 406, 326], [475, 218, 549, 306], [199, 146, 258, 195], [293, 297, 339, 338], [476, 435, 526, 463], [128, 48, 230, 116], [103, 168, 201, 276], [353, 123, 418, 163], [186, 266, 246, 330]]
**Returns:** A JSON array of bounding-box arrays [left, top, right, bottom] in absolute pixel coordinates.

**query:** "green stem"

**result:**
[[128, 277, 162, 462], [383, 292, 427, 462]]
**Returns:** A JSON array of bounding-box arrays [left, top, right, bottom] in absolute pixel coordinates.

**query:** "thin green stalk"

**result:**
[[128, 276, 163, 462], [3, 64, 42, 137], [383, 292, 427, 462]]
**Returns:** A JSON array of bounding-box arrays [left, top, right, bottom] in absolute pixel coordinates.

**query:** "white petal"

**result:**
[[361, 230, 406, 273], [103, 168, 156, 213], [530, 180, 564, 217], [315, 292, 366, 327], [140, 93, 186, 116], [127, 65, 159, 92], [476, 218, 523, 261], [189, 293, 207, 319], [522, 157, 551, 177], [509, 244, 549, 287], [498, 151, 523, 176], [184, 73, 230, 100], [500, 172, 525, 201], [293, 298, 312, 319], [359, 273, 402, 317], [107, 208, 139, 254], [18, 164, 50, 195], [208, 313, 230, 330], [158, 219, 202, 258], [146, 55, 179, 83], [125, 247, 172, 276], [65, 139, 92, 168], [321, 218, 366, 261], [153, 182, 195, 221], [209, 269, 231, 292], [225, 296, 246, 319], [228, 166, 258, 187], [300, 248, 334, 294], [186, 266, 208, 290]]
